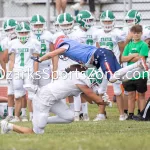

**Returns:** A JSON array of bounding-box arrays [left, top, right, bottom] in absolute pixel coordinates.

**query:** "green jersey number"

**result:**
[[100, 41, 113, 50], [20, 52, 25, 66], [86, 39, 94, 45], [40, 43, 47, 57]]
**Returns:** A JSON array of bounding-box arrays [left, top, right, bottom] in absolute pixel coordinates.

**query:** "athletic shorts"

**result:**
[[123, 78, 148, 93]]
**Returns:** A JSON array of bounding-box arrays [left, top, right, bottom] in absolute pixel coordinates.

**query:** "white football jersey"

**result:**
[[38, 72, 97, 106], [95, 28, 125, 61], [1, 37, 10, 51], [68, 27, 86, 43], [69, 26, 99, 46], [31, 30, 53, 66], [9, 38, 40, 70]]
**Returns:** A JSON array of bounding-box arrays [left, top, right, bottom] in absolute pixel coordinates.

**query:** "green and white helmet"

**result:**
[[30, 14, 46, 35], [76, 10, 94, 30], [15, 22, 30, 44], [124, 9, 142, 27], [100, 10, 116, 31], [58, 13, 74, 34], [3, 19, 17, 39], [85, 68, 102, 88]]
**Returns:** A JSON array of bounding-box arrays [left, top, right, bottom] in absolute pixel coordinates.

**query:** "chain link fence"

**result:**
[[0, 0, 150, 31]]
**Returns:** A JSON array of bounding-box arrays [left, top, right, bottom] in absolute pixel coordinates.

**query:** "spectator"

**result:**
[[71, 0, 95, 16], [56, 0, 67, 15], [121, 25, 149, 120]]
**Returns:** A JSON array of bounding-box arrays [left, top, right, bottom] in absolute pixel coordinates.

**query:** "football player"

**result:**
[[31, 34, 149, 83], [93, 10, 126, 121], [8, 22, 40, 122], [0, 19, 19, 122], [0, 66, 111, 134], [30, 15, 53, 120]]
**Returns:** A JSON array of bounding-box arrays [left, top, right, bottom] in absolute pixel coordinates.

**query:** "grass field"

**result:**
[[1, 103, 150, 150]]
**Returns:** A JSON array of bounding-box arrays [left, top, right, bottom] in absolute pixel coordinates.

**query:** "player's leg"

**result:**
[[123, 91, 128, 115], [10, 77, 25, 122], [68, 96, 74, 111], [0, 97, 8, 103], [93, 77, 108, 121], [5, 79, 15, 121], [0, 120, 34, 134], [47, 101, 74, 124], [113, 81, 127, 121], [21, 94, 28, 122], [109, 58, 149, 83], [81, 95, 89, 121], [74, 95, 81, 121]]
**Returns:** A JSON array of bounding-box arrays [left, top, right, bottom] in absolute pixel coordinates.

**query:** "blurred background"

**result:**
[[0, 0, 150, 31]]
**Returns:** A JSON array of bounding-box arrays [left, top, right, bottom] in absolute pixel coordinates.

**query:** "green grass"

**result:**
[[1, 104, 150, 150]]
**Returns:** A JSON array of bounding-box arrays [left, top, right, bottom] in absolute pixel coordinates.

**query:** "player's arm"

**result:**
[[50, 43, 59, 77], [33, 53, 39, 72], [130, 44, 149, 62], [9, 53, 15, 71], [0, 51, 6, 76], [76, 84, 108, 106], [121, 53, 139, 62], [2, 49, 9, 63], [39, 47, 66, 62]]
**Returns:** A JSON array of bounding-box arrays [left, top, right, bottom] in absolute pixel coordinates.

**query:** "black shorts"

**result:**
[[123, 78, 148, 93]]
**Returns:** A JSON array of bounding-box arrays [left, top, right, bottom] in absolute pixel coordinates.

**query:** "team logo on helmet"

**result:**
[[76, 10, 95, 30]]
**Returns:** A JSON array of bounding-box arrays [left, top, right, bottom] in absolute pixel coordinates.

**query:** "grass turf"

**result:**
[[1, 104, 150, 150]]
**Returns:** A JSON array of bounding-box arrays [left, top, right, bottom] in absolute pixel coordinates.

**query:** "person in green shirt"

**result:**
[[121, 24, 149, 120]]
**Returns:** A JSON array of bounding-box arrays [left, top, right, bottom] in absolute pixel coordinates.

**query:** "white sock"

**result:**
[[81, 102, 88, 115], [74, 95, 81, 112], [21, 108, 26, 116], [30, 112, 33, 119], [74, 111, 80, 117], [110, 62, 139, 82], [69, 103, 74, 111], [8, 123, 13, 130], [98, 114, 105, 119], [8, 107, 14, 116]]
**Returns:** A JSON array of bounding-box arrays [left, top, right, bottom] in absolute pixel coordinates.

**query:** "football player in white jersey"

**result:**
[[30, 15, 53, 87], [58, 12, 94, 121], [75, 10, 99, 45], [93, 10, 127, 121], [68, 10, 99, 121], [8, 22, 40, 122], [53, 13, 83, 121], [30, 15, 53, 120], [0, 66, 111, 134], [0, 19, 20, 122]]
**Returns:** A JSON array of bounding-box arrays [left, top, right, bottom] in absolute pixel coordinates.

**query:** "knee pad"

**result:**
[[113, 82, 122, 96]]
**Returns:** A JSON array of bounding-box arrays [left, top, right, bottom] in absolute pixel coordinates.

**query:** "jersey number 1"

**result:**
[[20, 53, 24, 66]]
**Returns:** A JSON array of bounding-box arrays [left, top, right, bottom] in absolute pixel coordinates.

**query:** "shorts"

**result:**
[[123, 78, 147, 93]]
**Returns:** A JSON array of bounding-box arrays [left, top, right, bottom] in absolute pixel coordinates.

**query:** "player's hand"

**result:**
[[31, 56, 41, 63]]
